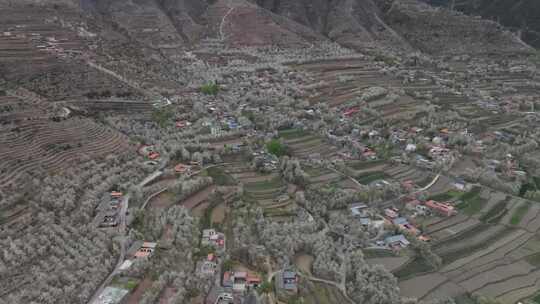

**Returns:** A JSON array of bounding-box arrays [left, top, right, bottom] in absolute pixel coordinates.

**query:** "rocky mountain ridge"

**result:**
[[0, 0, 532, 55]]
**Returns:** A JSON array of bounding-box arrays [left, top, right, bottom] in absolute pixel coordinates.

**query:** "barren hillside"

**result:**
[[0, 0, 531, 54]]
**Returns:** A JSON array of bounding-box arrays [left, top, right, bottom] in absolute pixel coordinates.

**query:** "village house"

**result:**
[[222, 271, 262, 293], [401, 180, 415, 192], [202, 229, 226, 250], [200, 253, 218, 275], [246, 273, 262, 288], [453, 178, 470, 191], [385, 234, 410, 250], [134, 242, 157, 259], [111, 191, 123, 198], [276, 270, 298, 293], [176, 120, 192, 128], [425, 200, 456, 217], [429, 146, 450, 158], [392, 217, 420, 236], [384, 208, 399, 219], [232, 272, 247, 292], [343, 107, 360, 118], [222, 271, 233, 288], [174, 163, 192, 174], [350, 203, 368, 217], [100, 209, 118, 227]]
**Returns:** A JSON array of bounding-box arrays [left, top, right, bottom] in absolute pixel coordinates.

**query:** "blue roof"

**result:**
[[283, 283, 297, 290], [385, 235, 410, 245], [393, 217, 408, 225], [282, 271, 296, 279]]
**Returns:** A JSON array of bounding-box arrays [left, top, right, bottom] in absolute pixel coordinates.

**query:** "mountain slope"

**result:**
[[422, 0, 540, 48], [0, 0, 533, 55]]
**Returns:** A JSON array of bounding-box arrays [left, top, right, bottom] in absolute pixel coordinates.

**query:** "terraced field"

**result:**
[[298, 278, 351, 304], [384, 164, 432, 188], [293, 58, 428, 120], [303, 165, 344, 187], [221, 160, 296, 221], [0, 116, 129, 188], [398, 187, 540, 303], [278, 129, 339, 160]]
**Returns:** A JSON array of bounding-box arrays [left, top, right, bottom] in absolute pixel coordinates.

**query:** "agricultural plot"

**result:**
[[384, 165, 429, 188], [304, 165, 344, 186], [454, 187, 488, 216], [399, 192, 540, 303], [222, 161, 295, 221], [0, 117, 130, 188], [297, 278, 351, 304], [293, 59, 425, 121], [355, 171, 391, 185], [367, 256, 411, 273], [347, 159, 388, 172], [278, 128, 338, 159]]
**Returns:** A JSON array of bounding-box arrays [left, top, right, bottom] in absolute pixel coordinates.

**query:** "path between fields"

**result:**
[[220, 6, 235, 41], [86, 61, 157, 99], [328, 167, 363, 189], [380, 172, 441, 209]]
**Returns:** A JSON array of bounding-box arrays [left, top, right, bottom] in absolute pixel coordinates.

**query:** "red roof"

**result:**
[[111, 191, 123, 198], [343, 107, 360, 117], [148, 152, 160, 160], [247, 274, 261, 283], [425, 200, 455, 214], [175, 163, 190, 173], [234, 272, 247, 278]]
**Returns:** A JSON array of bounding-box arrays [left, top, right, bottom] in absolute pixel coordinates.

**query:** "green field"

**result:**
[[532, 292, 540, 304], [428, 190, 463, 202], [355, 171, 389, 185], [348, 160, 386, 170], [304, 166, 333, 177], [479, 199, 509, 223], [393, 257, 434, 280], [244, 177, 284, 192], [511, 202, 531, 225], [433, 223, 491, 251], [364, 249, 396, 258], [278, 128, 310, 139], [456, 187, 487, 216], [206, 166, 236, 186], [526, 252, 540, 267], [438, 227, 514, 265], [453, 294, 476, 304]]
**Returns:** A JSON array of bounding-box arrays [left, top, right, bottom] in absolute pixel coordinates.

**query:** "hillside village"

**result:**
[[3, 1, 540, 304]]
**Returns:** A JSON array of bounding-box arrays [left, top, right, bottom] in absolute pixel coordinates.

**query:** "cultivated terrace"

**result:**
[[2, 1, 540, 304]]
